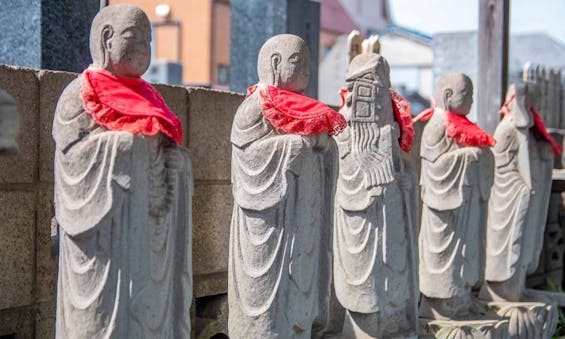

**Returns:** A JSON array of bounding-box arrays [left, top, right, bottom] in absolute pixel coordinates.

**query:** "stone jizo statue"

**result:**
[[228, 34, 345, 338], [53, 4, 193, 338], [417, 73, 495, 320], [482, 82, 561, 302], [333, 38, 419, 338], [0, 89, 19, 155]]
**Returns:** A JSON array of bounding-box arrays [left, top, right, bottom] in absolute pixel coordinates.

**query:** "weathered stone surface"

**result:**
[[334, 48, 419, 338], [154, 83, 189, 144], [0, 306, 34, 338], [419, 73, 494, 319], [0, 64, 38, 184], [35, 302, 56, 339], [228, 34, 337, 339], [37, 185, 57, 303], [53, 5, 193, 338], [38, 70, 77, 183], [0, 191, 36, 310], [482, 82, 555, 304], [192, 183, 232, 281], [188, 87, 243, 181], [0, 89, 20, 155]]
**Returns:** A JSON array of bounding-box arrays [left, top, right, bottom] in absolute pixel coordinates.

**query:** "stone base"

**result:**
[[488, 301, 557, 339], [421, 318, 508, 339], [420, 301, 557, 339]]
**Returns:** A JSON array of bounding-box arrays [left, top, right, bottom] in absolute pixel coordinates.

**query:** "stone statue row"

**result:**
[[50, 4, 559, 338]]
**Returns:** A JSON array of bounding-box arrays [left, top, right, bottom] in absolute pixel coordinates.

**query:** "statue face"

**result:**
[[276, 45, 310, 93], [105, 16, 151, 78]]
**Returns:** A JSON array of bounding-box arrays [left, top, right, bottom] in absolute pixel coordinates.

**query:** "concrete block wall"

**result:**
[[0, 64, 243, 338]]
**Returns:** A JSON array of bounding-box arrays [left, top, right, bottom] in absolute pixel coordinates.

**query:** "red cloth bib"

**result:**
[[339, 88, 414, 153], [413, 108, 495, 147], [247, 84, 346, 136], [81, 68, 183, 144], [500, 94, 561, 155]]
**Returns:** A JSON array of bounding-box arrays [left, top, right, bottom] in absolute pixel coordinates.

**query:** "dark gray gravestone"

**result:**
[[230, 0, 320, 98], [0, 0, 99, 73]]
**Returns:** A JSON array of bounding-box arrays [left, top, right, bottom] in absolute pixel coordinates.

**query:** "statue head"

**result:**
[[343, 53, 392, 123], [434, 73, 473, 116], [257, 34, 310, 93], [89, 4, 151, 78], [505, 82, 536, 128], [0, 89, 19, 155]]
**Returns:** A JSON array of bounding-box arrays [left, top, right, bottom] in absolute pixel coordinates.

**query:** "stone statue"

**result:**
[[228, 34, 345, 338], [333, 42, 419, 338], [0, 89, 19, 155], [53, 4, 193, 338], [482, 82, 561, 302], [418, 73, 495, 320]]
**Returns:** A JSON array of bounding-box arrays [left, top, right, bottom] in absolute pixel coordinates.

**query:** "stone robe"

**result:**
[[419, 109, 493, 299], [485, 115, 553, 285], [333, 118, 419, 321], [54, 78, 193, 338], [228, 90, 336, 338]]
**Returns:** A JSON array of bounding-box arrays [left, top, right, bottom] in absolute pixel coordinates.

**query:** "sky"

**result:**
[[389, 0, 565, 44]]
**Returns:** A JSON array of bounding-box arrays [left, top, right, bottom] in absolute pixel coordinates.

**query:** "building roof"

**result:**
[[321, 0, 359, 34], [380, 24, 432, 45]]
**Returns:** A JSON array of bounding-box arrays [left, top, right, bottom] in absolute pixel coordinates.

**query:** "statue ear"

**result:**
[[270, 53, 282, 86], [347, 30, 363, 64], [362, 35, 381, 55], [443, 88, 453, 110], [101, 25, 114, 59]]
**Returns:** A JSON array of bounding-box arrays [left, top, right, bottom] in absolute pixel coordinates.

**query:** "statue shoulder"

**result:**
[[231, 92, 270, 147], [55, 77, 86, 120]]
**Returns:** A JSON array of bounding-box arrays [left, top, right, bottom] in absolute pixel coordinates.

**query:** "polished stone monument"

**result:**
[[53, 5, 193, 338], [228, 34, 345, 338], [333, 39, 419, 339]]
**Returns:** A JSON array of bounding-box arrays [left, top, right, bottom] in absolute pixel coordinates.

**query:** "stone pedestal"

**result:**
[[229, 0, 320, 97], [0, 0, 99, 72], [420, 301, 557, 339]]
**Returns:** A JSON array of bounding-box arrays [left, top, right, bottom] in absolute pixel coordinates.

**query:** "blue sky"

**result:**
[[389, 0, 565, 44]]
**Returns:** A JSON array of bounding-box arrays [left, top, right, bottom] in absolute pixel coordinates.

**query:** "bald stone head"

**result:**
[[434, 73, 474, 116], [90, 4, 151, 78], [257, 34, 310, 93]]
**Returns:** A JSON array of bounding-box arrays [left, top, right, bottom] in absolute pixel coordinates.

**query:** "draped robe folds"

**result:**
[[333, 120, 419, 321], [485, 116, 553, 285], [419, 110, 493, 299], [53, 78, 193, 339], [228, 92, 337, 339]]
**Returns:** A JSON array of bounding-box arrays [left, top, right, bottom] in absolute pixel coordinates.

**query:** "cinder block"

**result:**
[[153, 83, 189, 145], [36, 185, 57, 304], [187, 88, 244, 181], [0, 65, 39, 184], [38, 70, 78, 183], [192, 182, 233, 296], [0, 191, 36, 309]]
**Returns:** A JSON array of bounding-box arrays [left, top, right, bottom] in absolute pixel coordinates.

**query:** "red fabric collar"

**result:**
[[390, 90, 415, 153], [81, 68, 183, 144], [338, 88, 414, 153], [247, 84, 346, 136], [500, 94, 562, 155], [413, 108, 495, 147]]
